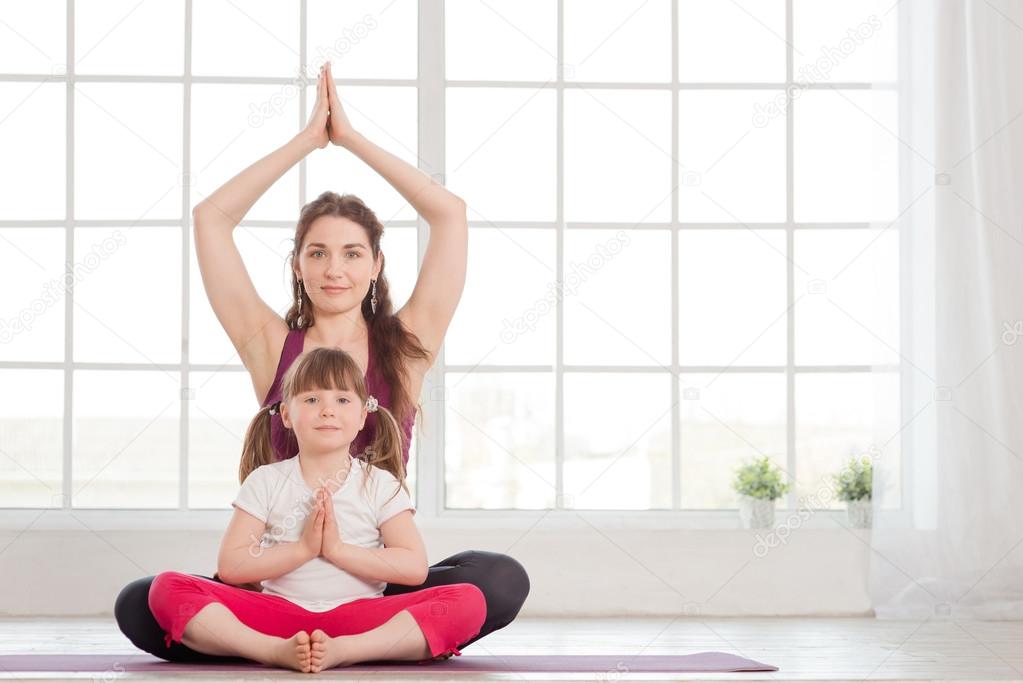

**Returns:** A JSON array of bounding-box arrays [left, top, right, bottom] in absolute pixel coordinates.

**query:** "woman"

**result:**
[[114, 62, 529, 663]]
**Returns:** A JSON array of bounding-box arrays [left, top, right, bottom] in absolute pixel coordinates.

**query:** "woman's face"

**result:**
[[295, 216, 380, 316]]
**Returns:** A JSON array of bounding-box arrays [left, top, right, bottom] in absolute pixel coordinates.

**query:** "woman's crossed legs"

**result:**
[[147, 571, 486, 673]]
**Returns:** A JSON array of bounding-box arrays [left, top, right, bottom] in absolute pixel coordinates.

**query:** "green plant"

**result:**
[[833, 456, 873, 502], [731, 456, 790, 501]]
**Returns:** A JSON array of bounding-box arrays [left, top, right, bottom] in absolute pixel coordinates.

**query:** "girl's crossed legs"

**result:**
[[147, 571, 486, 673]]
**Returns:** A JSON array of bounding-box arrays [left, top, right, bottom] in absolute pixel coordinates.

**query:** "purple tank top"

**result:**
[[260, 327, 414, 470]]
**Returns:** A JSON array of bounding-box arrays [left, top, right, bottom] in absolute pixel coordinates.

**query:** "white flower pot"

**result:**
[[737, 494, 776, 529], [847, 499, 872, 528]]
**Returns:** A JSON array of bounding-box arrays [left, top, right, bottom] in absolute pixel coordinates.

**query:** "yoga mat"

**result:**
[[0, 652, 777, 673]]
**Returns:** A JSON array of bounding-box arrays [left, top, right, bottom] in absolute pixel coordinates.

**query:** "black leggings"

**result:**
[[114, 550, 530, 663]]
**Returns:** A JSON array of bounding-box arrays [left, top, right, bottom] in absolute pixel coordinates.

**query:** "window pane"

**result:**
[[188, 370, 254, 508], [305, 86, 416, 221], [446, 0, 556, 81], [563, 0, 671, 83], [794, 90, 898, 222], [0, 369, 63, 507], [74, 0, 183, 75], [73, 227, 181, 364], [564, 229, 670, 366], [189, 226, 293, 367], [564, 373, 671, 510], [679, 0, 785, 83], [72, 370, 179, 508], [447, 87, 556, 222], [75, 83, 183, 220], [0, 229, 65, 362], [796, 372, 900, 508], [379, 226, 417, 312], [193, 0, 300, 77], [793, 0, 897, 84], [444, 372, 555, 509], [680, 373, 787, 509], [679, 229, 786, 366], [678, 90, 786, 223], [0, 0, 66, 74], [0, 83, 65, 219], [565, 89, 672, 223], [307, 0, 416, 80], [446, 228, 555, 367], [794, 228, 899, 366], [192, 84, 299, 222]]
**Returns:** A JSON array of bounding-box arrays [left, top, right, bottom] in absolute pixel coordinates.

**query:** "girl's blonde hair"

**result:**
[[238, 347, 409, 503]]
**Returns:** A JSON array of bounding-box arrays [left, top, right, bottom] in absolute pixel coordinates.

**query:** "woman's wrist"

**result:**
[[337, 129, 364, 151], [291, 132, 324, 157]]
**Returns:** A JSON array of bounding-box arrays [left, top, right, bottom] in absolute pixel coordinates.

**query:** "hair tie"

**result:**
[[365, 395, 378, 413], [268, 401, 282, 416]]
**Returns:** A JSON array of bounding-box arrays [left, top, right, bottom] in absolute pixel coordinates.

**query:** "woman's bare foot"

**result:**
[[266, 631, 312, 673], [310, 628, 348, 672]]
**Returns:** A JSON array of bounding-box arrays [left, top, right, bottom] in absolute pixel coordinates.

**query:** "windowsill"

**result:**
[[0, 507, 870, 532]]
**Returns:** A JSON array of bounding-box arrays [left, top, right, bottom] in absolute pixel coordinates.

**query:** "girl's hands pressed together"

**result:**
[[299, 493, 325, 561], [299, 64, 331, 150], [323, 62, 357, 146], [319, 487, 345, 563]]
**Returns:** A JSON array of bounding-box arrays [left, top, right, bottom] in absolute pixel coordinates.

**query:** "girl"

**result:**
[[148, 347, 486, 672], [115, 61, 529, 660]]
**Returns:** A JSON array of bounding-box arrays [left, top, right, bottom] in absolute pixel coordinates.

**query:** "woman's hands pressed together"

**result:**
[[299, 64, 331, 150], [323, 62, 357, 146], [298, 62, 358, 150]]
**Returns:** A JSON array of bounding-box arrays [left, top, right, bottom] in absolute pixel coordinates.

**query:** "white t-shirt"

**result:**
[[231, 454, 416, 612]]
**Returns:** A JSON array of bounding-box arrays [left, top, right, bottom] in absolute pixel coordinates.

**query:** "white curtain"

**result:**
[[869, 0, 1023, 619]]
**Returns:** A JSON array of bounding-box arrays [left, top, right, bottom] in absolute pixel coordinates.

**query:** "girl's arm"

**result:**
[[323, 501, 428, 586], [192, 65, 331, 396], [217, 500, 325, 586], [325, 63, 468, 360]]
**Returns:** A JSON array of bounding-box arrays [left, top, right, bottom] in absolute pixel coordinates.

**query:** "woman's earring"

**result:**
[[370, 278, 378, 315], [297, 279, 305, 325]]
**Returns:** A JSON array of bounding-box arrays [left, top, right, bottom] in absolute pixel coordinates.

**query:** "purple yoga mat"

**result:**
[[0, 652, 777, 673]]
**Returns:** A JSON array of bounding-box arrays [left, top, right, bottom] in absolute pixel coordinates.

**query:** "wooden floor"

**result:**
[[1, 616, 1021, 682]]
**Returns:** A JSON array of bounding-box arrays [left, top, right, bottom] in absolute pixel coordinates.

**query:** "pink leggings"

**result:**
[[148, 571, 487, 661]]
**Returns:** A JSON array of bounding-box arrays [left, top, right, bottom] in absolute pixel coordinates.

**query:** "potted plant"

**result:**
[[732, 456, 790, 529], [832, 456, 872, 528]]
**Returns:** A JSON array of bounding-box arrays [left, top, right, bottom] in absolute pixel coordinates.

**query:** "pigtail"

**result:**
[[239, 404, 276, 484], [361, 403, 410, 504]]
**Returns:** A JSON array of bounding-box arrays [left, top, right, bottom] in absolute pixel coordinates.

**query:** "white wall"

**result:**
[[0, 525, 872, 617]]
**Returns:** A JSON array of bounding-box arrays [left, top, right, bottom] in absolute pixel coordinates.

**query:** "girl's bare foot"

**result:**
[[266, 631, 312, 673], [310, 629, 348, 672]]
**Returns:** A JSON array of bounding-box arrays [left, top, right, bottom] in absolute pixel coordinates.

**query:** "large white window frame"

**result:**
[[0, 0, 904, 530]]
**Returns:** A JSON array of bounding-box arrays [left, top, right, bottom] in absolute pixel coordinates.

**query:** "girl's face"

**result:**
[[295, 216, 381, 316], [280, 386, 368, 453]]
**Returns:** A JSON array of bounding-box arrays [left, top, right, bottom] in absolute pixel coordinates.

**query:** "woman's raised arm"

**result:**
[[324, 63, 468, 360], [192, 65, 331, 397]]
